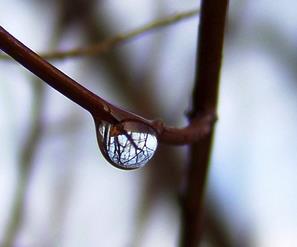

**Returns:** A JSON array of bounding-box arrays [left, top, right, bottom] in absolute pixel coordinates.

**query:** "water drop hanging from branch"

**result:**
[[0, 25, 215, 170]]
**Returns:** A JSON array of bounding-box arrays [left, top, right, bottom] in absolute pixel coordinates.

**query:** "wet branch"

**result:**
[[0, 25, 214, 146], [180, 0, 228, 246]]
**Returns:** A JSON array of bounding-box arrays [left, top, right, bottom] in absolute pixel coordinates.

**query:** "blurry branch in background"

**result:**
[[2, 81, 45, 247], [180, 0, 228, 246], [0, 8, 198, 61]]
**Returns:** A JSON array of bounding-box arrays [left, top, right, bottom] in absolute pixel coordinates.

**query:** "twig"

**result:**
[[0, 24, 214, 145], [180, 0, 228, 246], [0, 8, 198, 60]]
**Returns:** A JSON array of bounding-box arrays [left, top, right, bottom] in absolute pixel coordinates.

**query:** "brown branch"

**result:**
[[0, 25, 214, 145], [0, 8, 198, 60], [0, 26, 115, 122], [180, 0, 228, 246], [155, 113, 216, 145]]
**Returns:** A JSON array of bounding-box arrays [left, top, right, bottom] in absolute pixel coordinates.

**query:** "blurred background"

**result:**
[[0, 0, 297, 246]]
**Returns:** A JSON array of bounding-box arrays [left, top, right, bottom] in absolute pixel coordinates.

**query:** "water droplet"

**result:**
[[96, 120, 158, 170]]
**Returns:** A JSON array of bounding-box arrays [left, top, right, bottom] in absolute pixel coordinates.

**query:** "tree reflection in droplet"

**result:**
[[96, 120, 158, 170]]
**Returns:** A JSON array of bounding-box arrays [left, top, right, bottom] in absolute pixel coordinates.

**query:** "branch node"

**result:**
[[151, 119, 165, 135]]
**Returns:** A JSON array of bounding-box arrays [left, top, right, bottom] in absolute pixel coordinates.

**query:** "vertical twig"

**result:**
[[180, 0, 228, 246]]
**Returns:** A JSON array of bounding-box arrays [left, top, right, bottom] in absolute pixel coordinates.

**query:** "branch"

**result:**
[[0, 8, 199, 61], [0, 24, 214, 145], [180, 0, 228, 246]]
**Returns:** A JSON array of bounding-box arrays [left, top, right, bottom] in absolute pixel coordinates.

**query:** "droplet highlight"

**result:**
[[96, 120, 158, 170]]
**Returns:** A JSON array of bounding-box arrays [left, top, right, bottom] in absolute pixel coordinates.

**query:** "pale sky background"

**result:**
[[0, 0, 297, 246]]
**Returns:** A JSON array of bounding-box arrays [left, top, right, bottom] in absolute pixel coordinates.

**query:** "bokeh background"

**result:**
[[1, 0, 297, 246]]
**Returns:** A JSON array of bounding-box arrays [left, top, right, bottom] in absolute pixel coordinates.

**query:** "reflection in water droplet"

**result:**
[[96, 121, 158, 170]]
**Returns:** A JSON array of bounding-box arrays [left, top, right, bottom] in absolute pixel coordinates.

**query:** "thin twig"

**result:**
[[180, 0, 228, 246], [0, 8, 198, 60]]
